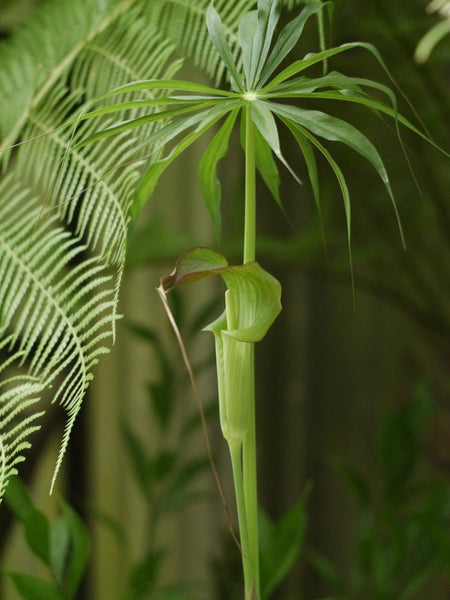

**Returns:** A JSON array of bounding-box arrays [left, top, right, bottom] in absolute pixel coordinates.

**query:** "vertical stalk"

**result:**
[[229, 439, 254, 599], [243, 349, 259, 598], [244, 104, 256, 265], [242, 104, 260, 599]]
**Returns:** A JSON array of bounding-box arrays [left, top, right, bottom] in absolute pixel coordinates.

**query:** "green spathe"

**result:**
[[159, 247, 282, 441]]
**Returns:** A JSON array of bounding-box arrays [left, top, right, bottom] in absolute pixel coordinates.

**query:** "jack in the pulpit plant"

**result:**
[[1, 0, 445, 597]]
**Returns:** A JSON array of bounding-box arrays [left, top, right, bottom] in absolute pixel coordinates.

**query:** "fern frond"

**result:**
[[0, 0, 147, 155], [0, 0, 189, 497], [0, 173, 119, 490], [0, 372, 45, 502], [0, 0, 310, 502]]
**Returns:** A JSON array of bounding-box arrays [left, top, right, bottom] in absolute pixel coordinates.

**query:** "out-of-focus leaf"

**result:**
[[151, 450, 177, 481], [159, 457, 210, 512], [126, 216, 196, 270], [380, 384, 432, 500], [7, 573, 64, 600], [4, 477, 34, 521], [5, 479, 50, 564], [49, 502, 90, 600], [148, 381, 175, 430], [24, 509, 50, 565], [58, 502, 90, 600], [49, 514, 71, 588], [304, 547, 344, 592], [415, 18, 450, 63], [121, 423, 150, 497], [127, 549, 165, 599], [335, 460, 370, 509], [259, 494, 308, 599], [181, 401, 219, 439]]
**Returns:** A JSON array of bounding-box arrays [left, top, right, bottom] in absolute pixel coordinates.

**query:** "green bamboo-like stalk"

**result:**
[[241, 103, 260, 599], [224, 102, 260, 600]]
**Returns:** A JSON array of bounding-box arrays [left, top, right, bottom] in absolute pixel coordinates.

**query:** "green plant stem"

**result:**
[[229, 439, 254, 600], [244, 104, 256, 265], [242, 350, 259, 598], [242, 103, 260, 599]]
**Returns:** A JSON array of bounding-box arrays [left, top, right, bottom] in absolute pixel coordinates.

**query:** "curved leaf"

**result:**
[[159, 247, 282, 442], [250, 100, 302, 184], [206, 3, 244, 92], [199, 109, 240, 236], [258, 2, 326, 87], [283, 118, 355, 296], [132, 101, 241, 221], [270, 100, 405, 247]]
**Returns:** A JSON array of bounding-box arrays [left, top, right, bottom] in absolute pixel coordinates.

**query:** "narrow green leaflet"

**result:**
[[269, 100, 405, 247], [239, 10, 258, 87], [86, 78, 237, 102], [270, 101, 389, 183], [250, 100, 302, 184], [199, 109, 239, 237], [206, 3, 244, 93], [280, 89, 450, 159], [291, 129, 325, 250], [75, 101, 215, 149], [252, 119, 282, 207], [283, 119, 355, 291], [270, 71, 399, 117], [248, 0, 281, 88], [74, 97, 210, 123], [132, 101, 242, 221], [261, 42, 390, 92], [258, 2, 326, 87]]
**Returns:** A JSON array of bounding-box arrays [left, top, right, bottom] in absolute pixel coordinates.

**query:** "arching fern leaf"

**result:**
[[2, 0, 302, 502], [0, 0, 183, 500], [0, 367, 45, 501]]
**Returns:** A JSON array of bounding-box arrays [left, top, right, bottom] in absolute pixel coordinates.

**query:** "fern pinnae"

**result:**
[[0, 0, 320, 501], [0, 376, 45, 501], [0, 0, 144, 156], [0, 178, 119, 487]]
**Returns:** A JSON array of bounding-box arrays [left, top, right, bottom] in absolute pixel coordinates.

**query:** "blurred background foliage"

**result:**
[[0, 0, 449, 598]]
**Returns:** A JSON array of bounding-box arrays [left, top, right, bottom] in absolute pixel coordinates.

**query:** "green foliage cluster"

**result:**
[[0, 0, 449, 598], [1, 0, 306, 505], [307, 384, 450, 600], [4, 478, 89, 600]]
